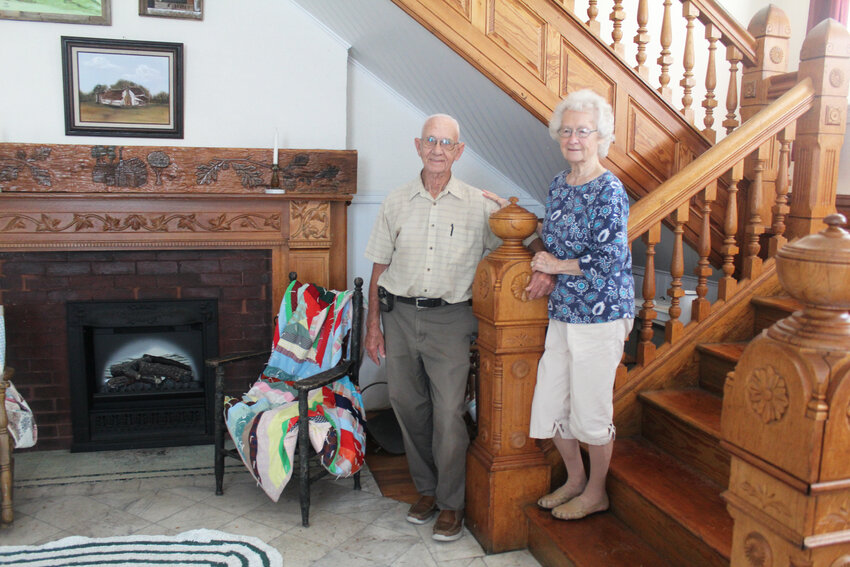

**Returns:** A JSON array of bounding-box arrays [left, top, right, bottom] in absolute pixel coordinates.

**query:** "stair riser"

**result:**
[[527, 527, 577, 567], [753, 305, 795, 334], [698, 354, 735, 395], [641, 405, 730, 487], [607, 476, 728, 567]]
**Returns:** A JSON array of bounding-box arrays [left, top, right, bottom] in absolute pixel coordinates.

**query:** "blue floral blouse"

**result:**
[[542, 170, 635, 324]]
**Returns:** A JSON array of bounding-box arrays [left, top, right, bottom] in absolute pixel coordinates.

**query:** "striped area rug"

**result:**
[[0, 529, 283, 566]]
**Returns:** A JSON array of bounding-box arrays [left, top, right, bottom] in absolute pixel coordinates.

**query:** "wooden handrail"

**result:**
[[628, 78, 815, 240], [687, 0, 757, 65]]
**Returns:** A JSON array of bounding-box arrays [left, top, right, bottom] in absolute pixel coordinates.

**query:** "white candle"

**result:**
[[273, 131, 279, 165]]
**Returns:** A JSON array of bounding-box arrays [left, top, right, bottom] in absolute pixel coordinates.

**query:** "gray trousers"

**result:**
[[382, 301, 477, 511]]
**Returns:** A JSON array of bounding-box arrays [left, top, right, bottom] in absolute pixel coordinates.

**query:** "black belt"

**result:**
[[393, 294, 471, 309]]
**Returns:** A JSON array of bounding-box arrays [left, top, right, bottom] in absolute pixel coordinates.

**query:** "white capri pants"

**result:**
[[529, 318, 633, 445]]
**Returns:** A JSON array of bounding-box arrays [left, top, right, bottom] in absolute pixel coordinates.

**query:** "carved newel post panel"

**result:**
[[466, 198, 550, 553], [721, 213, 850, 567]]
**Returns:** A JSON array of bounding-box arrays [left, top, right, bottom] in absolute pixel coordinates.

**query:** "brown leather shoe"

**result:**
[[432, 509, 464, 542], [406, 495, 437, 524]]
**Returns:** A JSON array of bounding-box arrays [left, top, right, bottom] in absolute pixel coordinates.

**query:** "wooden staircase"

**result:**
[[526, 294, 800, 566], [382, 1, 850, 564]]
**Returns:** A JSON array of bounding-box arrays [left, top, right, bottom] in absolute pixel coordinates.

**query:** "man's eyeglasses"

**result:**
[[558, 127, 597, 139], [421, 136, 460, 150]]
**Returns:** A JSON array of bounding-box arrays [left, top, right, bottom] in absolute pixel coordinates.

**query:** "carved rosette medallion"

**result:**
[[826, 105, 844, 126], [831, 68, 845, 88], [511, 360, 530, 380], [744, 81, 757, 99], [744, 531, 773, 567], [289, 201, 329, 241], [476, 270, 491, 300], [510, 272, 531, 301], [510, 431, 527, 449], [769, 46, 783, 64], [746, 366, 789, 423]]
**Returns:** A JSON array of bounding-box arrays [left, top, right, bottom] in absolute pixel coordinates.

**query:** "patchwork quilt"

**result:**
[[223, 280, 366, 502]]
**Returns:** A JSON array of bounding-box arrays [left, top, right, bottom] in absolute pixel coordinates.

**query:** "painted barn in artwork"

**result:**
[[96, 87, 148, 107]]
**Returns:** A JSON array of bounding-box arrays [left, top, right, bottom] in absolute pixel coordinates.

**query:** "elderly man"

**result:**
[[364, 114, 551, 542]]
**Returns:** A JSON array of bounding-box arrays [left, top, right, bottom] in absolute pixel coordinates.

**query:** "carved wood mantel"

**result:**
[[0, 143, 357, 307]]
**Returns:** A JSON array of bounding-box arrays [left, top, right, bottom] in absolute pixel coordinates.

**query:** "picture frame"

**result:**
[[139, 0, 202, 20], [61, 36, 184, 139], [0, 0, 110, 25]]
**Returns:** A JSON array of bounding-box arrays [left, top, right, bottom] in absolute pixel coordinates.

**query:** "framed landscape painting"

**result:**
[[62, 36, 184, 139], [0, 0, 110, 25]]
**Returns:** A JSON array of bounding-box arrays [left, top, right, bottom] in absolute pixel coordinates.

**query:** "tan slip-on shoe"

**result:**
[[406, 495, 437, 524], [432, 509, 464, 542]]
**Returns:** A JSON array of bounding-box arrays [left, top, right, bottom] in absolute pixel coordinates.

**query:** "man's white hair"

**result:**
[[422, 114, 461, 141]]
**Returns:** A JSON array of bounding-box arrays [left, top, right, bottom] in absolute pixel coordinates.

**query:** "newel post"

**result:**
[[788, 19, 850, 238], [721, 213, 850, 566], [741, 6, 791, 231], [465, 198, 550, 553]]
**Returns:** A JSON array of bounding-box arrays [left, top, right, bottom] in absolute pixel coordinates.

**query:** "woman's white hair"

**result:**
[[548, 89, 615, 159]]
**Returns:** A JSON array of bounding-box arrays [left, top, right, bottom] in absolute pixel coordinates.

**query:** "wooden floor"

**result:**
[[364, 443, 419, 505]]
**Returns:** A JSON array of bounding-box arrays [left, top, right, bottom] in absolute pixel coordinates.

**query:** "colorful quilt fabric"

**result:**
[[224, 281, 366, 502]]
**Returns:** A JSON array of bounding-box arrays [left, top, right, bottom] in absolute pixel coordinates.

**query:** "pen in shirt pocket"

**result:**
[[450, 223, 454, 236]]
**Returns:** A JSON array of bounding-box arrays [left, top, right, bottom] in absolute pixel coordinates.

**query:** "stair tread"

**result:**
[[696, 341, 748, 362], [610, 437, 733, 559], [751, 295, 803, 313], [526, 505, 673, 567], [638, 388, 722, 438]]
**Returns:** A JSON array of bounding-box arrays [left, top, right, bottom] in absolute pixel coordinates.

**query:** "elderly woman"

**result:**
[[529, 89, 634, 520]]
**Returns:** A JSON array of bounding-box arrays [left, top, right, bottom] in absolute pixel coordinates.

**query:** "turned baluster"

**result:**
[[769, 126, 794, 257], [609, 0, 626, 57], [692, 182, 717, 322], [744, 155, 766, 279], [657, 0, 674, 100], [665, 204, 689, 344], [702, 23, 721, 142], [680, 1, 698, 123], [633, 0, 650, 80], [637, 225, 661, 366], [719, 162, 742, 300], [723, 46, 743, 134], [587, 0, 600, 36]]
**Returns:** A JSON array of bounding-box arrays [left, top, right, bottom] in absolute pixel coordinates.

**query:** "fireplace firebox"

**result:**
[[67, 299, 218, 452]]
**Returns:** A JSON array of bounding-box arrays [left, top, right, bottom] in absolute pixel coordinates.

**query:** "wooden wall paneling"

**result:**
[[558, 36, 615, 101], [627, 101, 680, 183], [485, 0, 548, 81]]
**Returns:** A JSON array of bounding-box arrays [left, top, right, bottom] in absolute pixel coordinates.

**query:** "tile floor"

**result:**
[[1, 445, 542, 567]]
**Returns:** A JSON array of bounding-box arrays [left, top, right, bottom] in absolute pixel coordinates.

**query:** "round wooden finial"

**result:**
[[776, 213, 850, 311], [488, 197, 538, 243]]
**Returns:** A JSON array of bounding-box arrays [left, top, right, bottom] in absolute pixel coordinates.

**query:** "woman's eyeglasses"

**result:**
[[558, 127, 597, 139]]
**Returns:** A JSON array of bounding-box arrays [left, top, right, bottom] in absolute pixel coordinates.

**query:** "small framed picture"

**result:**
[[139, 0, 203, 20], [0, 0, 110, 25], [61, 36, 184, 139]]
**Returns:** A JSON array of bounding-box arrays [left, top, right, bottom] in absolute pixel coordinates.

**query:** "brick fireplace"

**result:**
[[0, 249, 270, 450], [0, 142, 356, 451]]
